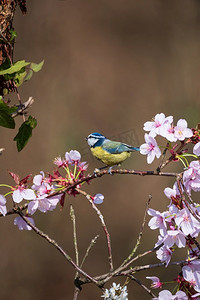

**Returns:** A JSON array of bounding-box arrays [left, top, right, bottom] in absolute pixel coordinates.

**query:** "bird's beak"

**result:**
[[85, 137, 88, 141]]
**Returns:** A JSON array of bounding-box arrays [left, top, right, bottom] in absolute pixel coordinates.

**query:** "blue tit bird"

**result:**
[[86, 132, 140, 169]]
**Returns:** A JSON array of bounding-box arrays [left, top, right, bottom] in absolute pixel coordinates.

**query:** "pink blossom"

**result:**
[[175, 208, 200, 236], [146, 276, 162, 288], [140, 134, 161, 164], [28, 194, 60, 215], [192, 292, 200, 298], [32, 172, 46, 191], [173, 291, 188, 300], [65, 150, 81, 164], [160, 122, 177, 142], [153, 290, 188, 300], [182, 262, 200, 293], [53, 156, 64, 167], [174, 119, 193, 141], [183, 161, 200, 194], [0, 194, 7, 216], [14, 216, 35, 231], [163, 230, 186, 248], [164, 183, 181, 206], [193, 142, 200, 156], [148, 208, 167, 236], [93, 193, 104, 204], [143, 113, 173, 137], [156, 245, 172, 267], [12, 186, 36, 203], [78, 161, 88, 172]]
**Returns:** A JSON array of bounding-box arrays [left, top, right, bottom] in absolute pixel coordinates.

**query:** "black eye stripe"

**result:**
[[89, 135, 104, 139]]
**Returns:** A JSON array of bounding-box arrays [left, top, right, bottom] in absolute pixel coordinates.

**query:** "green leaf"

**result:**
[[0, 58, 11, 72], [30, 60, 44, 72], [27, 115, 37, 129], [14, 70, 27, 87], [0, 98, 17, 113], [0, 60, 30, 75], [0, 109, 15, 128], [9, 29, 17, 41], [14, 116, 37, 151], [24, 69, 33, 81]]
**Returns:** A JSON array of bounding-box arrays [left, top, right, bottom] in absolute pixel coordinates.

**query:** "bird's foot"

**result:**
[[108, 166, 113, 175]]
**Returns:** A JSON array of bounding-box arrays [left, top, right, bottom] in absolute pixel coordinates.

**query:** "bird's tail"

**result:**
[[129, 146, 140, 152]]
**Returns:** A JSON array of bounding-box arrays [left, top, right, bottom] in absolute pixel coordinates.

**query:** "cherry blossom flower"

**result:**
[[32, 172, 47, 191], [164, 183, 181, 207], [163, 230, 186, 248], [14, 216, 35, 231], [174, 119, 193, 141], [192, 292, 200, 298], [0, 194, 7, 216], [143, 113, 173, 137], [173, 290, 188, 299], [93, 193, 104, 204], [53, 156, 64, 167], [153, 290, 188, 300], [175, 207, 200, 237], [140, 134, 161, 164], [160, 122, 177, 142], [12, 186, 36, 203], [146, 276, 162, 288], [156, 245, 172, 267], [78, 161, 88, 172], [65, 150, 81, 164], [182, 262, 200, 293], [193, 142, 200, 156], [183, 161, 200, 194], [28, 194, 61, 215], [148, 208, 167, 236]]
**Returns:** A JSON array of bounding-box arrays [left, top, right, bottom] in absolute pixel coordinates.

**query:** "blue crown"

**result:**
[[90, 133, 105, 138]]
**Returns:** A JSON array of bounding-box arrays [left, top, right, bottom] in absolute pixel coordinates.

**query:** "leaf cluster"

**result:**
[[0, 59, 44, 95]]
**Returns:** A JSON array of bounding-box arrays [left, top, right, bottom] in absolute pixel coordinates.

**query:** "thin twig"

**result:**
[[159, 139, 190, 170], [46, 169, 179, 200], [11, 97, 34, 118], [0, 30, 12, 46], [76, 188, 114, 272], [156, 142, 170, 173], [127, 274, 156, 298], [120, 194, 152, 267], [73, 288, 80, 300], [80, 235, 99, 268], [0, 203, 28, 217], [102, 243, 163, 284], [70, 205, 79, 275], [77, 255, 200, 286], [17, 210, 98, 284]]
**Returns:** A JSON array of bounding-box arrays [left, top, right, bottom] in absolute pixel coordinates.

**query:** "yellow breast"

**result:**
[[91, 146, 131, 166]]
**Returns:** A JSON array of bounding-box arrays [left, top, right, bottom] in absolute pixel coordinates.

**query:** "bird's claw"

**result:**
[[108, 167, 113, 175]]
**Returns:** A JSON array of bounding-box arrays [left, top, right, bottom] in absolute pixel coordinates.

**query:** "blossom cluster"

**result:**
[[0, 150, 103, 230], [143, 114, 200, 298], [101, 283, 128, 300], [140, 113, 198, 164]]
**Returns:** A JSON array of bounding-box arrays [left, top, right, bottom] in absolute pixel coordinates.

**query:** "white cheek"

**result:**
[[88, 138, 98, 147]]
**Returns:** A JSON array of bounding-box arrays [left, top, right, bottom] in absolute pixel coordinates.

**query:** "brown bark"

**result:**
[[0, 0, 26, 95]]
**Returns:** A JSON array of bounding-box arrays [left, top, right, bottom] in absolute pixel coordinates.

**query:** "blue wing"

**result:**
[[102, 141, 139, 154]]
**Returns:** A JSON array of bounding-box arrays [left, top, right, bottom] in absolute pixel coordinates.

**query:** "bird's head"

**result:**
[[86, 133, 106, 147]]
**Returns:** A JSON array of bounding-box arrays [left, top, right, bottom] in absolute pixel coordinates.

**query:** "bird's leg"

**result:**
[[108, 163, 121, 175], [108, 166, 113, 175]]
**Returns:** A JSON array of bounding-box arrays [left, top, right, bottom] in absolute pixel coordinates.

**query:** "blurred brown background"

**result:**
[[0, 1, 200, 299]]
